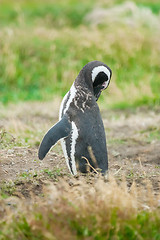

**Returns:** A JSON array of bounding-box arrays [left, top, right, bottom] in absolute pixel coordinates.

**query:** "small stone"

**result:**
[[112, 150, 120, 157], [7, 149, 14, 155]]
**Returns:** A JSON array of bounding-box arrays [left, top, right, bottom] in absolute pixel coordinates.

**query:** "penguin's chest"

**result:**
[[65, 109, 106, 154], [62, 111, 107, 174], [60, 92, 107, 174]]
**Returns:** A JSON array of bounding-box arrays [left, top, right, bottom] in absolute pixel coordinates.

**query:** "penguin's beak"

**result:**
[[93, 80, 109, 101], [94, 85, 102, 101], [95, 91, 101, 101]]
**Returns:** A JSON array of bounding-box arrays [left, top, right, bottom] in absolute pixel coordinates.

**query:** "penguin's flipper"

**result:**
[[38, 115, 71, 160]]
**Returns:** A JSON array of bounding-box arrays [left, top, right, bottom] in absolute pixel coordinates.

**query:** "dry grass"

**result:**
[[0, 176, 160, 239]]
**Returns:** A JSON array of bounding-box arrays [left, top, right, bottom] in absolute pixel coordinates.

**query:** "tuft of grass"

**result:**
[[0, 0, 94, 28], [108, 138, 127, 145], [140, 126, 160, 143], [0, 128, 25, 149], [19, 170, 38, 179], [0, 177, 160, 239], [0, 180, 15, 198], [137, 2, 160, 14], [43, 168, 64, 179]]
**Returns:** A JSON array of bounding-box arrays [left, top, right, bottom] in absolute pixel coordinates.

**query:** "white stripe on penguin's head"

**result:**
[[92, 66, 111, 83]]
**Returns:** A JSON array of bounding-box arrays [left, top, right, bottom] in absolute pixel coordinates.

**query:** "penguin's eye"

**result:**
[[93, 71, 108, 88]]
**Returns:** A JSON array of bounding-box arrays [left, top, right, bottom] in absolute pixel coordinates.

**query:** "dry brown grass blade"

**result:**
[[81, 156, 99, 174]]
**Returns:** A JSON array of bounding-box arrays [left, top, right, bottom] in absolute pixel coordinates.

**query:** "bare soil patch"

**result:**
[[0, 102, 160, 198]]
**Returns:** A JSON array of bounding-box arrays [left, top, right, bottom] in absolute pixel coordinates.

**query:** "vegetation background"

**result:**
[[0, 0, 160, 108], [0, 0, 160, 239]]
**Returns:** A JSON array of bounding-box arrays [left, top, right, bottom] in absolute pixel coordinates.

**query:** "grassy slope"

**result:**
[[0, 0, 160, 107]]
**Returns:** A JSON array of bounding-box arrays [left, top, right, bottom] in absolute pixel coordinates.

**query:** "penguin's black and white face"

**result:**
[[77, 61, 112, 101], [92, 65, 111, 101]]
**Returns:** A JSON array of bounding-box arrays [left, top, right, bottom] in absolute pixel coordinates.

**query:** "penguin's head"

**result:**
[[78, 61, 112, 101], [92, 63, 112, 101]]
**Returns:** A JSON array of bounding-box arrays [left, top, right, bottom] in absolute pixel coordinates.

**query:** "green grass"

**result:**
[[19, 171, 38, 179], [0, 181, 15, 199], [108, 138, 127, 145], [43, 168, 64, 179], [138, 2, 160, 14], [0, 129, 24, 149], [0, 0, 94, 28], [140, 126, 160, 143], [0, 210, 159, 240], [0, 0, 160, 107]]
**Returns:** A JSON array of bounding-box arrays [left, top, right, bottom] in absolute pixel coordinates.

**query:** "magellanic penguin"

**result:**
[[38, 61, 112, 175]]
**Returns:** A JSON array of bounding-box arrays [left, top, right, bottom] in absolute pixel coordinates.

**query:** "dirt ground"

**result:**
[[0, 101, 160, 198]]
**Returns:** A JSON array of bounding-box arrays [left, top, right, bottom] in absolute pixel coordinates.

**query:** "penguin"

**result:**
[[38, 61, 112, 175]]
